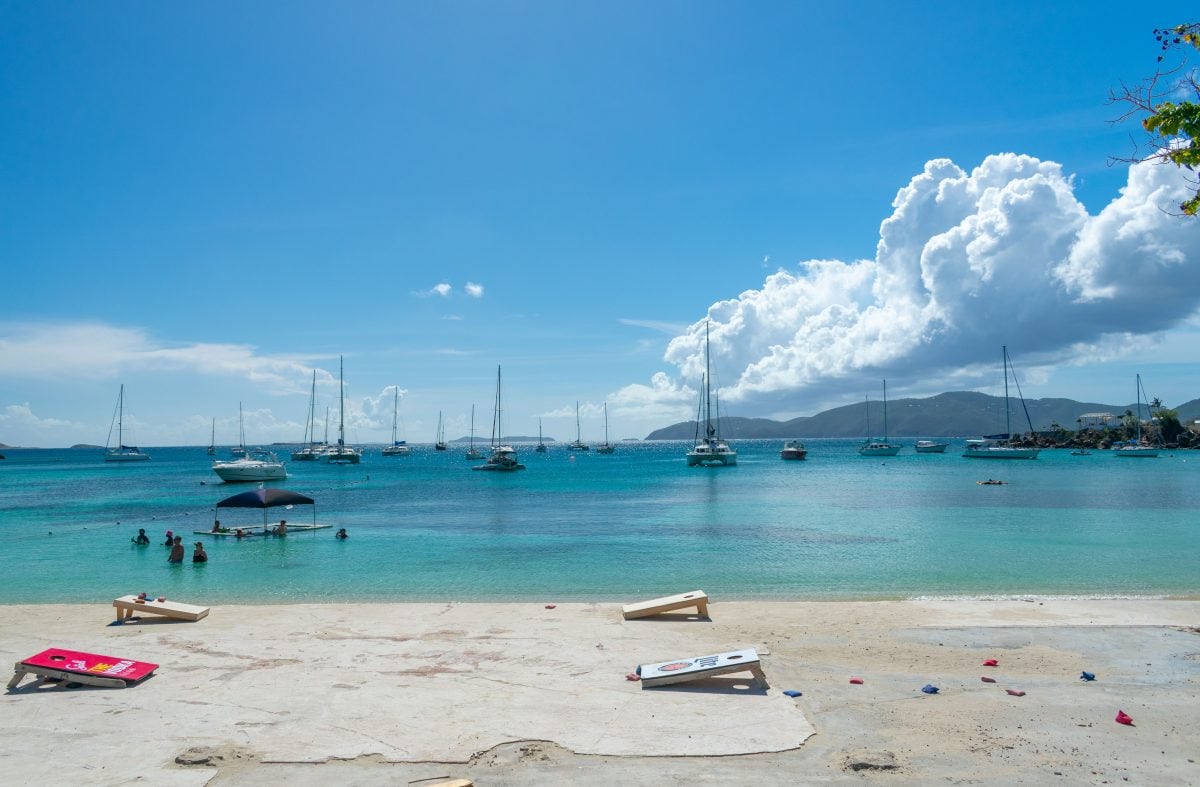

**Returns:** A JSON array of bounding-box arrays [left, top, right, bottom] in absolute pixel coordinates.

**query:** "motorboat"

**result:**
[[780, 440, 807, 460], [915, 440, 949, 453], [212, 449, 288, 482], [781, 439, 808, 460]]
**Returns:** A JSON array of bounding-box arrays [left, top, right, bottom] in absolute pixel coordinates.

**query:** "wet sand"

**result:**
[[1, 598, 1197, 785]]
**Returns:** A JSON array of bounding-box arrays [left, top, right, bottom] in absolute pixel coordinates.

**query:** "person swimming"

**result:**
[[132, 528, 150, 545], [335, 528, 348, 539]]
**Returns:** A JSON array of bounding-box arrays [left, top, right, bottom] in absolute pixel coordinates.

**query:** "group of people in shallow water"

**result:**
[[132, 523, 348, 561]]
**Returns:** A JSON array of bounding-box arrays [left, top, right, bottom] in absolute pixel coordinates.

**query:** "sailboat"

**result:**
[[568, 401, 589, 451], [230, 402, 247, 457], [434, 411, 448, 451], [104, 384, 151, 461], [1114, 374, 1159, 457], [535, 418, 547, 453], [207, 418, 216, 456], [858, 380, 901, 456], [324, 356, 361, 464], [686, 320, 737, 466], [473, 365, 525, 471], [963, 346, 1039, 459], [382, 387, 411, 456], [291, 371, 324, 460], [596, 402, 615, 453], [464, 404, 483, 460]]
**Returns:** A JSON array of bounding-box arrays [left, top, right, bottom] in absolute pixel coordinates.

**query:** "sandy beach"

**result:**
[[1, 598, 1197, 785]]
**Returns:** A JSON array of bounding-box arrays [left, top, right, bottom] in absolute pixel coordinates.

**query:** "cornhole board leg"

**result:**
[[8, 664, 128, 690]]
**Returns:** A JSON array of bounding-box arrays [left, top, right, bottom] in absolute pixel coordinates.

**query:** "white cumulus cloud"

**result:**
[[614, 153, 1200, 419], [464, 281, 484, 298]]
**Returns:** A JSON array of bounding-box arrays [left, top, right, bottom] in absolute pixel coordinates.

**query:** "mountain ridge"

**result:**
[[645, 391, 1200, 440]]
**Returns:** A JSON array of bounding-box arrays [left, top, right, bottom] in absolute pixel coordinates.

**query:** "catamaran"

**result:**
[[291, 371, 325, 460], [596, 402, 615, 454], [963, 346, 1039, 459], [104, 384, 150, 461], [382, 387, 411, 456], [1114, 374, 1159, 457], [686, 320, 737, 466], [473, 365, 525, 471], [324, 356, 361, 464], [858, 380, 901, 456]]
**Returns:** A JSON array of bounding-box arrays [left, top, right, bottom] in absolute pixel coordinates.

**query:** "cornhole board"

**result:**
[[113, 595, 210, 622], [8, 648, 158, 690], [622, 590, 709, 620], [639, 648, 768, 689]]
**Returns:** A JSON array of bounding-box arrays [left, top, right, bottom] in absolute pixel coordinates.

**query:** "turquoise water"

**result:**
[[0, 441, 1196, 603]]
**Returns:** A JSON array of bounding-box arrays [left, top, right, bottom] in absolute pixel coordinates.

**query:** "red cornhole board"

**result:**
[[8, 648, 158, 690]]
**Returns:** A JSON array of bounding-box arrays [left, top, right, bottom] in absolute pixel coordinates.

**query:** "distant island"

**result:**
[[645, 391, 1200, 440]]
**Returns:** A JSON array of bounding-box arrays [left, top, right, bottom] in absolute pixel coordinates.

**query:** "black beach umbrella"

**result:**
[[215, 488, 316, 530]]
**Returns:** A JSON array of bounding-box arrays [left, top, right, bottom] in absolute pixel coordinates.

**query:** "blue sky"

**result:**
[[2, 1, 1198, 446]]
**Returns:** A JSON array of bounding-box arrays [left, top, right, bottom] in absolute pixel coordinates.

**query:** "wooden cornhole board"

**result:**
[[113, 595, 210, 622], [622, 590, 709, 620], [639, 648, 768, 688], [8, 648, 158, 690]]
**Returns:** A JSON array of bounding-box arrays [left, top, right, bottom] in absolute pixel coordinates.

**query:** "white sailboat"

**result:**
[[596, 402, 615, 454], [207, 418, 216, 456], [568, 401, 589, 451], [230, 402, 247, 457], [324, 356, 361, 464], [464, 404, 483, 460], [1114, 374, 1159, 457], [686, 320, 737, 466], [104, 384, 151, 461], [963, 346, 1040, 459], [434, 411, 448, 451], [535, 417, 547, 453], [382, 387, 411, 456], [473, 365, 525, 471], [858, 380, 901, 456], [291, 371, 324, 460]]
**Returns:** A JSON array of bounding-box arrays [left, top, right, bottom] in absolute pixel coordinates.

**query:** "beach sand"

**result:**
[[1, 598, 1197, 785]]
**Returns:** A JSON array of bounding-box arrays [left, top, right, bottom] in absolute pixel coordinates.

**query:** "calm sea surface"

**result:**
[[0, 441, 1196, 603]]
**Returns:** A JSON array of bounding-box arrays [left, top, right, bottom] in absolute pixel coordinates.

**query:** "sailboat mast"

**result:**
[[117, 384, 124, 447], [1002, 346, 1012, 442], [338, 355, 345, 448], [882, 379, 889, 442], [470, 404, 475, 450], [238, 402, 245, 450], [1135, 373, 1143, 442], [705, 321, 713, 440], [392, 389, 399, 444], [604, 402, 609, 444], [307, 371, 316, 445]]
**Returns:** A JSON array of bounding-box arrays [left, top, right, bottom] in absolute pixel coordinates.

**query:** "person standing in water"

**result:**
[[192, 542, 208, 563], [168, 536, 184, 564], [132, 528, 150, 545]]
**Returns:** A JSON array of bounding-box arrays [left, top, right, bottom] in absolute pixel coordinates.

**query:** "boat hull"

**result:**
[[686, 449, 737, 466], [211, 463, 288, 482], [1114, 447, 1159, 457], [324, 449, 361, 464], [858, 443, 900, 457], [780, 448, 807, 460], [105, 451, 151, 462], [962, 447, 1039, 459], [914, 442, 949, 453], [381, 445, 411, 456]]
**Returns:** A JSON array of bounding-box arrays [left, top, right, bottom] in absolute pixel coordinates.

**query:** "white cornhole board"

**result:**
[[639, 648, 768, 689]]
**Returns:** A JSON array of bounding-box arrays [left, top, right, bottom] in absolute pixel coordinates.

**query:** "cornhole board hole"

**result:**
[[622, 590, 709, 620], [8, 648, 158, 690], [639, 648, 768, 689], [113, 595, 209, 622]]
